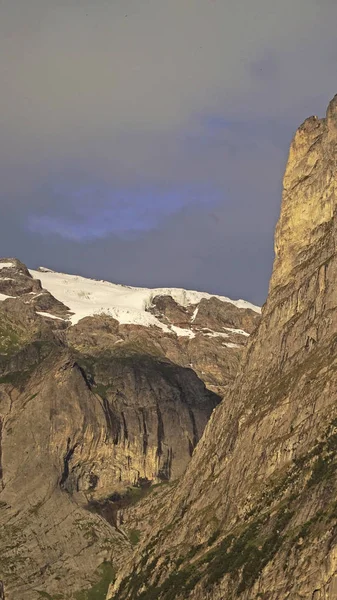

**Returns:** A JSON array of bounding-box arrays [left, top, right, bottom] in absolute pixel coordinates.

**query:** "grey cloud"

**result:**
[[1, 0, 337, 304]]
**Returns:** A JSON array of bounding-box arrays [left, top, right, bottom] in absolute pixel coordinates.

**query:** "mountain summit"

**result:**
[[4, 95, 337, 599], [108, 95, 337, 600], [0, 258, 259, 599]]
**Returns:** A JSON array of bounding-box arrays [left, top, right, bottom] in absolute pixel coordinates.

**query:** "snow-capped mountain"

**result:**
[[0, 258, 260, 337], [29, 266, 260, 329], [0, 257, 261, 598], [0, 257, 261, 396]]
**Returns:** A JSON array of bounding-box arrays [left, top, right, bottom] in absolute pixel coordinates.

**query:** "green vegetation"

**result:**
[[306, 423, 337, 487], [129, 529, 141, 546], [37, 562, 115, 600], [92, 382, 112, 399], [204, 508, 294, 594], [37, 592, 64, 599], [123, 484, 152, 505], [74, 562, 115, 600], [74, 518, 100, 544], [93, 480, 171, 513], [247, 415, 337, 522], [0, 340, 56, 389], [112, 414, 337, 600], [0, 365, 42, 388], [0, 321, 22, 355], [112, 505, 294, 600], [246, 340, 335, 425], [207, 529, 220, 546], [110, 560, 202, 600]]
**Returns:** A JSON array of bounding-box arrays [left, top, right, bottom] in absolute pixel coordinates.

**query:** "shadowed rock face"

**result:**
[[0, 350, 135, 600], [0, 342, 219, 599], [0, 259, 259, 598], [107, 96, 337, 600], [0, 338, 218, 600]]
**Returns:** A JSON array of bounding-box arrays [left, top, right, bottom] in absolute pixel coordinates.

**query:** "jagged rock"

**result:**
[[192, 296, 259, 333], [0, 334, 218, 599], [0, 259, 71, 321], [149, 294, 192, 327], [0, 258, 41, 296], [0, 258, 260, 598], [0, 350, 129, 599], [65, 314, 244, 397], [107, 95, 337, 600]]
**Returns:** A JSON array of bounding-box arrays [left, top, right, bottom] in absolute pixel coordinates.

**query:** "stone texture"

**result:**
[[107, 96, 337, 600], [0, 258, 259, 598], [0, 338, 219, 598], [0, 350, 129, 600]]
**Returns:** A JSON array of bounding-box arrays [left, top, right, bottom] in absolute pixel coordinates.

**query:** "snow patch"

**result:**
[[36, 311, 66, 321], [0, 262, 15, 270], [204, 331, 229, 339], [223, 327, 250, 337], [223, 342, 240, 349], [191, 306, 199, 323], [28, 268, 260, 329], [0, 293, 15, 301], [29, 269, 172, 330], [169, 325, 195, 339]]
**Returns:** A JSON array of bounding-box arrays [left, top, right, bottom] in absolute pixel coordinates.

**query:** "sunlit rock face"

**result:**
[[107, 96, 337, 600], [0, 258, 258, 599]]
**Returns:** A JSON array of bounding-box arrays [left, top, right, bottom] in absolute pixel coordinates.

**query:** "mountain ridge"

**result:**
[[0, 257, 259, 599], [106, 94, 337, 600], [3, 93, 337, 599]]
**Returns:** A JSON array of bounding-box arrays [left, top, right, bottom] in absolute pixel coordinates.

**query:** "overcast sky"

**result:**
[[1, 0, 337, 305]]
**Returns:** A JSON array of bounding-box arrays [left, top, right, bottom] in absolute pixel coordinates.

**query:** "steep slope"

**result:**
[[0, 259, 260, 397], [0, 260, 259, 598], [31, 265, 259, 396], [109, 96, 337, 600], [0, 349, 129, 600]]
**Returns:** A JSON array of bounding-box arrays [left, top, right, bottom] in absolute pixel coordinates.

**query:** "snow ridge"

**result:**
[[28, 268, 260, 330]]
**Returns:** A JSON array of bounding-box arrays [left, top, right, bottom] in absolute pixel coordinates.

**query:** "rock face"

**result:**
[[0, 350, 129, 600], [108, 96, 337, 600], [0, 259, 258, 598]]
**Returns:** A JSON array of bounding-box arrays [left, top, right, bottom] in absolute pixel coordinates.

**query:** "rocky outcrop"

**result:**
[[107, 96, 337, 600], [0, 260, 260, 396], [148, 294, 259, 334], [192, 296, 259, 334], [66, 312, 245, 398], [0, 259, 70, 321], [0, 349, 129, 600], [0, 258, 260, 597], [0, 329, 220, 599]]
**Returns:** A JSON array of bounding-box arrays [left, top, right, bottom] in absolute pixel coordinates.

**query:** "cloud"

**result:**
[[1, 0, 337, 304]]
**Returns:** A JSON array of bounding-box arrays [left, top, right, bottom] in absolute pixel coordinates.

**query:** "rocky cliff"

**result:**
[[0, 259, 258, 598], [108, 96, 337, 600]]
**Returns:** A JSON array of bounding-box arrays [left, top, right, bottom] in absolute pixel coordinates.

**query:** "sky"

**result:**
[[1, 0, 337, 305]]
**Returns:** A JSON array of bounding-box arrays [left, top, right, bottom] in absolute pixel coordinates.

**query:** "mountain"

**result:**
[[108, 95, 337, 600], [7, 91, 337, 600], [0, 259, 259, 599], [0, 259, 259, 398]]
